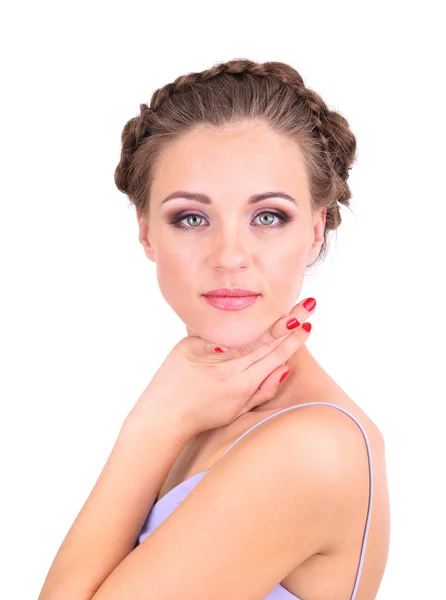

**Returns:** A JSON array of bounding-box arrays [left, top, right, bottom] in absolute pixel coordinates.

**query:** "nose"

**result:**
[[209, 227, 251, 272]]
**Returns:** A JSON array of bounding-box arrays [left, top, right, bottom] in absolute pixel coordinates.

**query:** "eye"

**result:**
[[169, 210, 291, 231]]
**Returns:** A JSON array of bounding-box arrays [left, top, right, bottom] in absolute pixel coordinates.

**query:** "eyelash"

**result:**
[[168, 210, 292, 231]]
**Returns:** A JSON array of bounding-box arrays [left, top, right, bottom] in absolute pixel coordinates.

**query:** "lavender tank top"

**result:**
[[135, 402, 374, 600]]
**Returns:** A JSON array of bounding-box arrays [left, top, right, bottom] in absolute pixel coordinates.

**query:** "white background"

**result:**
[[1, 1, 445, 598]]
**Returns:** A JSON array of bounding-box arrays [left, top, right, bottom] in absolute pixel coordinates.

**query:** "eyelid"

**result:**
[[169, 207, 288, 220], [168, 208, 292, 229]]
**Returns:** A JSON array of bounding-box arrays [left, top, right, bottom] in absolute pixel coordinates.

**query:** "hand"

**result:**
[[125, 298, 316, 444]]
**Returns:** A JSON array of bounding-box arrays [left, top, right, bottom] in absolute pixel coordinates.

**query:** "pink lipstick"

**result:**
[[202, 288, 260, 311]]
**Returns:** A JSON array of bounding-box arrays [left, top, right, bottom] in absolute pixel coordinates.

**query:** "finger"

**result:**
[[238, 365, 285, 415], [236, 297, 316, 369], [204, 296, 315, 361], [245, 321, 312, 386], [179, 335, 226, 362]]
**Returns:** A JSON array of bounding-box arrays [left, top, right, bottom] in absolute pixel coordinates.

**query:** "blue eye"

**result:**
[[169, 210, 291, 231]]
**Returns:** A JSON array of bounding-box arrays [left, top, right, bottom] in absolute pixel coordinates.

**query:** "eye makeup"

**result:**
[[167, 209, 292, 232]]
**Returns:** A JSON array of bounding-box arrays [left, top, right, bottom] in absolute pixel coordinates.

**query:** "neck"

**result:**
[[250, 344, 326, 414]]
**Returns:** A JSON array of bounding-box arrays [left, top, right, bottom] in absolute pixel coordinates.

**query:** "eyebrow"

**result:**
[[161, 190, 298, 207]]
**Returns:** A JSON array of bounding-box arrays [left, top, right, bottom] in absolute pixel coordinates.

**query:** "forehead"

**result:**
[[151, 119, 310, 199]]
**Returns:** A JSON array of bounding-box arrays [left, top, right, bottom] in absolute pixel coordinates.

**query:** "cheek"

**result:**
[[263, 239, 308, 307], [155, 251, 197, 303], [263, 236, 308, 277]]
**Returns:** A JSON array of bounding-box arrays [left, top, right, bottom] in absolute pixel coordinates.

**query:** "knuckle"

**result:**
[[266, 338, 278, 351], [274, 343, 289, 362], [268, 336, 285, 351], [237, 344, 255, 358], [271, 322, 285, 340]]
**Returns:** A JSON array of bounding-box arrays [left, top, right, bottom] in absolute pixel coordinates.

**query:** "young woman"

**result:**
[[39, 58, 390, 600]]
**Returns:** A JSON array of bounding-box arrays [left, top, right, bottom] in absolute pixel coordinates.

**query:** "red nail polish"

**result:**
[[303, 297, 316, 311], [302, 322, 312, 333], [286, 318, 300, 330], [214, 347, 227, 352], [279, 369, 290, 383]]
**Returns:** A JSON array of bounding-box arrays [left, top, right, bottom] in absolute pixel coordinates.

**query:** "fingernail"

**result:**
[[214, 346, 229, 352], [302, 322, 312, 333], [286, 318, 300, 330], [279, 369, 290, 383], [303, 298, 316, 312]]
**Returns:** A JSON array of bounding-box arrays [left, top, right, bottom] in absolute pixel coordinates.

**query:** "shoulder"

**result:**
[[232, 400, 369, 475], [236, 401, 369, 485], [203, 401, 369, 538], [192, 401, 370, 558], [221, 401, 373, 536]]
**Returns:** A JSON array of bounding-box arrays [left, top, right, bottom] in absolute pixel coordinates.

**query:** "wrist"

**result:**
[[119, 405, 195, 449]]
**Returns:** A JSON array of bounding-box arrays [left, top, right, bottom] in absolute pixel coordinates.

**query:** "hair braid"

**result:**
[[150, 59, 341, 177], [114, 58, 358, 265]]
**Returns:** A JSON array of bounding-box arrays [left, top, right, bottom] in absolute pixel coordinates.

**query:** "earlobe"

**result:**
[[140, 240, 156, 262], [139, 234, 156, 262]]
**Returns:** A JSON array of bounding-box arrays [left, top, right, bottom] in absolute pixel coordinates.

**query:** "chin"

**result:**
[[188, 320, 275, 349]]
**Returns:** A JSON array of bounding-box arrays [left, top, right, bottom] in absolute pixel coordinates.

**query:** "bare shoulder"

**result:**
[[210, 400, 373, 529], [253, 401, 375, 485], [284, 399, 383, 452], [241, 397, 385, 530], [245, 397, 381, 462]]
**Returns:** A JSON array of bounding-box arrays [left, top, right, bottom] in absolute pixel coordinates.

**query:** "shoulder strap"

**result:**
[[220, 402, 374, 600]]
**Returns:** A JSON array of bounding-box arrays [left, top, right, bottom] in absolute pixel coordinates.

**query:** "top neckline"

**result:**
[[154, 401, 370, 509], [150, 467, 300, 599], [155, 469, 210, 507]]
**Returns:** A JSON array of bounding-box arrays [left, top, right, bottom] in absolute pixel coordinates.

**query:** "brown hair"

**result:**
[[114, 58, 358, 266]]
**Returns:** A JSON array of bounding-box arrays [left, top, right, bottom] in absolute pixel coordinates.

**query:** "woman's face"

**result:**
[[137, 119, 326, 348]]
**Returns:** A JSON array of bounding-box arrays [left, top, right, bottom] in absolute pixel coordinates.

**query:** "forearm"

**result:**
[[38, 411, 191, 600]]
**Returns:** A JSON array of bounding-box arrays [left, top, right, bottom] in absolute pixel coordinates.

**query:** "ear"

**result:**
[[136, 208, 156, 262], [306, 207, 326, 266]]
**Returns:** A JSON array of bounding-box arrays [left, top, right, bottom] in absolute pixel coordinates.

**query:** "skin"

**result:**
[[137, 118, 327, 410]]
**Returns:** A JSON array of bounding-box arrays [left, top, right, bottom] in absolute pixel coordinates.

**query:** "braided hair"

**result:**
[[114, 58, 358, 266]]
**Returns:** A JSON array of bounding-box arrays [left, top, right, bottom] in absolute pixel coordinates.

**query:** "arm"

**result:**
[[38, 411, 192, 600], [87, 406, 363, 600]]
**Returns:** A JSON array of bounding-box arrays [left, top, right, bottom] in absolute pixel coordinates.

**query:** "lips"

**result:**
[[203, 288, 259, 297], [203, 294, 259, 310]]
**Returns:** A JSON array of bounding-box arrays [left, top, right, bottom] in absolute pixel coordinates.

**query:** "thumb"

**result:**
[[180, 335, 230, 360]]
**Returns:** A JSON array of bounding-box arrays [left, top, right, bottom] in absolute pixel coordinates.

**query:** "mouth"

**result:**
[[202, 294, 260, 311], [203, 288, 260, 297]]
